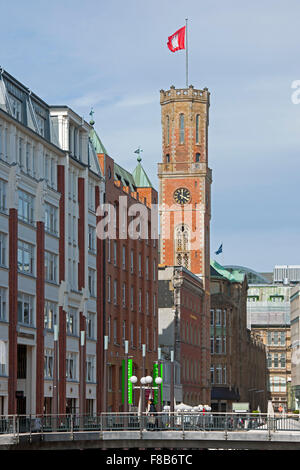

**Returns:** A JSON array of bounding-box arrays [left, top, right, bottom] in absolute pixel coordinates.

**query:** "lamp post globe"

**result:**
[[140, 377, 147, 385], [145, 376, 153, 384], [155, 377, 162, 385], [130, 375, 138, 384]]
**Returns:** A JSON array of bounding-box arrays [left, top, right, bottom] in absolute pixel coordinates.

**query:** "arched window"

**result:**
[[175, 224, 190, 269], [166, 115, 170, 145], [195, 114, 200, 143], [179, 114, 184, 144], [195, 153, 200, 162], [166, 153, 170, 163]]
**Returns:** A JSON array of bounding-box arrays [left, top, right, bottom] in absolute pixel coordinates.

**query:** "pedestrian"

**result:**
[[147, 399, 157, 430]]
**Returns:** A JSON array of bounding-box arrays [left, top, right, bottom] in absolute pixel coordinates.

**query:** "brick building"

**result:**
[[158, 265, 210, 405], [93, 132, 159, 412], [157, 85, 212, 405], [210, 261, 268, 412]]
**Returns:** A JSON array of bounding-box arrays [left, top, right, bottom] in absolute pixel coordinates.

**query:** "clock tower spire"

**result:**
[[158, 85, 212, 289]]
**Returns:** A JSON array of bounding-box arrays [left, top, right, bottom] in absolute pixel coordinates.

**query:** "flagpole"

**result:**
[[185, 18, 188, 87]]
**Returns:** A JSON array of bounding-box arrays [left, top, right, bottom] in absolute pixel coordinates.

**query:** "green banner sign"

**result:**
[[122, 359, 133, 405], [153, 363, 163, 405]]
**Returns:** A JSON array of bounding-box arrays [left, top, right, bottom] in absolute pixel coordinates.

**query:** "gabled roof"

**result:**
[[210, 259, 245, 283], [132, 161, 153, 188]]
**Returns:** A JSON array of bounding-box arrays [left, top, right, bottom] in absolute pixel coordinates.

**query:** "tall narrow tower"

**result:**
[[158, 85, 212, 289]]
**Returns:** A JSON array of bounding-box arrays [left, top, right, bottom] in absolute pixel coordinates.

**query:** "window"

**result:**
[[113, 280, 117, 305], [273, 353, 279, 368], [280, 353, 286, 368], [44, 301, 57, 330], [0, 233, 7, 266], [107, 276, 111, 302], [146, 257, 149, 280], [0, 288, 7, 321], [88, 183, 95, 212], [195, 152, 200, 162], [44, 349, 53, 379], [0, 125, 8, 162], [146, 327, 149, 351], [130, 323, 134, 347], [45, 203, 58, 235], [179, 114, 184, 144], [66, 309, 77, 335], [153, 293, 156, 316], [122, 282, 126, 307], [153, 259, 156, 281], [86, 312, 96, 339], [146, 292, 149, 314], [138, 289, 142, 312], [267, 353, 272, 368], [25, 142, 31, 174], [0, 341, 7, 376], [210, 366, 214, 384], [66, 352, 77, 380], [274, 332, 279, 345], [113, 319, 117, 344], [107, 238, 111, 262], [18, 240, 34, 274], [88, 226, 96, 253], [215, 336, 222, 354], [138, 326, 142, 349], [122, 320, 126, 346], [166, 115, 170, 145], [210, 336, 214, 354], [107, 316, 111, 343], [88, 268, 96, 297], [195, 114, 200, 143], [153, 328, 156, 351], [45, 251, 57, 282], [36, 114, 45, 137], [223, 365, 227, 384], [18, 293, 34, 326], [216, 309, 222, 326], [0, 180, 7, 213], [130, 250, 134, 273], [113, 241, 117, 265], [138, 253, 142, 276], [9, 94, 22, 121], [122, 245, 126, 269], [86, 356, 95, 383], [130, 286, 134, 310], [280, 331, 286, 346], [216, 364, 222, 384], [210, 309, 214, 326], [18, 190, 34, 224]]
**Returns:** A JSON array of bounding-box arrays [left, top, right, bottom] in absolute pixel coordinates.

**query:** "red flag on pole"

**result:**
[[167, 26, 186, 52]]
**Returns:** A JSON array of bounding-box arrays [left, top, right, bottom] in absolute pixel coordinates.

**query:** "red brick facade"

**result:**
[[97, 153, 158, 412]]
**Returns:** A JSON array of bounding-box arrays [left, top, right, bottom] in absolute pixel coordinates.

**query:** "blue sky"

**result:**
[[1, 0, 300, 272]]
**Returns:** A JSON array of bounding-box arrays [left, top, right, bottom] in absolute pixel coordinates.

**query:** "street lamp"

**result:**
[[129, 375, 163, 414]]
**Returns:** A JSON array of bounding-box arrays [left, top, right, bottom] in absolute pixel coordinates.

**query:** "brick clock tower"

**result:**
[[158, 85, 212, 289]]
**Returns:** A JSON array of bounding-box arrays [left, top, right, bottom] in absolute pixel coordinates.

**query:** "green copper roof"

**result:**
[[132, 162, 153, 188], [210, 259, 245, 283], [89, 128, 108, 155], [114, 163, 136, 192]]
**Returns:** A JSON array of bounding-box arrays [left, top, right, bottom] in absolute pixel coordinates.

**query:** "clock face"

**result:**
[[173, 187, 191, 205]]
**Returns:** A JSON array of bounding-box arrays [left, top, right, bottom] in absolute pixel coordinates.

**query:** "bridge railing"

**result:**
[[1, 412, 300, 435]]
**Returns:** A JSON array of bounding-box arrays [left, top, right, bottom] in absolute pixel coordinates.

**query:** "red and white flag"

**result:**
[[167, 26, 186, 52]]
